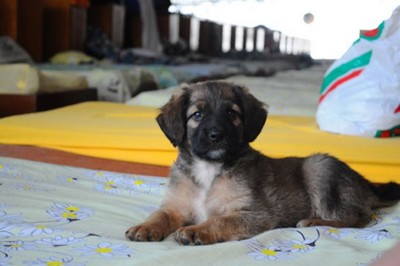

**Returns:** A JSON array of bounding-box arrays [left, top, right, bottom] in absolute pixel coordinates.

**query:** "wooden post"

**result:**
[[230, 25, 236, 51], [242, 27, 247, 52], [157, 14, 170, 44], [179, 14, 191, 48], [88, 4, 125, 48], [42, 0, 87, 60]]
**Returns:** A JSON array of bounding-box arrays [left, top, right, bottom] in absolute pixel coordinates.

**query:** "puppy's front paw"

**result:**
[[126, 224, 166, 242], [126, 210, 183, 242], [174, 225, 218, 245]]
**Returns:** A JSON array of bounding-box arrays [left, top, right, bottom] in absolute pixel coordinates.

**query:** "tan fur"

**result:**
[[174, 214, 252, 245], [126, 209, 184, 241], [206, 175, 252, 217]]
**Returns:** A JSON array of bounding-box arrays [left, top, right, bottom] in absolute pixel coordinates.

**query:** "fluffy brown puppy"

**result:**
[[126, 81, 400, 245]]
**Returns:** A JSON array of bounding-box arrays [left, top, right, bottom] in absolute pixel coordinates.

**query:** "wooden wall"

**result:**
[[0, 1, 310, 62]]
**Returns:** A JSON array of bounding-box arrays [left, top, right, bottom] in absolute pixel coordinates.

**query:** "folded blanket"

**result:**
[[0, 102, 398, 183]]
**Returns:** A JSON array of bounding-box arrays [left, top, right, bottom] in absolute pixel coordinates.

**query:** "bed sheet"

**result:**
[[0, 157, 399, 265]]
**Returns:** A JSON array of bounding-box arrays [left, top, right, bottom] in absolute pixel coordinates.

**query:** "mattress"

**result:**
[[0, 101, 399, 183]]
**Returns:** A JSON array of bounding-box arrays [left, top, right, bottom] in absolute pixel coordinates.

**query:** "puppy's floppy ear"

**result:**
[[156, 84, 189, 147], [234, 85, 268, 142]]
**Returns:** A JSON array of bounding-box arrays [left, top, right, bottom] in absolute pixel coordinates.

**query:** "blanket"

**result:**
[[0, 157, 399, 265]]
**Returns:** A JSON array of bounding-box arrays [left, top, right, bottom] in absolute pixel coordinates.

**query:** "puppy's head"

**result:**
[[156, 81, 267, 162]]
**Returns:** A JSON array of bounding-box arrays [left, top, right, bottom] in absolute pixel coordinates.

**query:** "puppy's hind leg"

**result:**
[[296, 218, 367, 228], [300, 154, 375, 229]]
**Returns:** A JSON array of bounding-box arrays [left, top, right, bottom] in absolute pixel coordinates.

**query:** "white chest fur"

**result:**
[[192, 159, 222, 190], [191, 159, 222, 223]]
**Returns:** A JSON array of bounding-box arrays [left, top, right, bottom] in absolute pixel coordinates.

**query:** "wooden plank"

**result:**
[[0, 94, 36, 118], [0, 89, 97, 118], [0, 144, 170, 177], [36, 89, 97, 111]]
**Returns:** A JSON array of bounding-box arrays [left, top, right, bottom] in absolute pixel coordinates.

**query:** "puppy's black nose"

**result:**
[[208, 128, 223, 142]]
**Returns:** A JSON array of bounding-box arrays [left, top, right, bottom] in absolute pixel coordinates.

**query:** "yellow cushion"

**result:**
[[0, 102, 398, 183]]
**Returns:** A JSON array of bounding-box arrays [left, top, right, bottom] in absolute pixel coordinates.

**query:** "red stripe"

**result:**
[[394, 104, 400, 113], [319, 69, 364, 103], [362, 28, 379, 37]]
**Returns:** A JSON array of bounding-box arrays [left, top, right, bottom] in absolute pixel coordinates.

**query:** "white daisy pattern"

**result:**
[[46, 203, 95, 223], [0, 222, 16, 239], [58, 176, 79, 184], [2, 240, 38, 253], [19, 224, 55, 237], [36, 235, 83, 247], [74, 242, 133, 258], [355, 229, 393, 244], [94, 177, 123, 194], [23, 256, 85, 266], [124, 176, 165, 195], [84, 169, 165, 196], [323, 227, 353, 239], [243, 239, 292, 261], [242, 229, 320, 261], [0, 210, 23, 224]]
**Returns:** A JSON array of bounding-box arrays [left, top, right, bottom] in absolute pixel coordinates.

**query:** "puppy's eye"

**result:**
[[227, 109, 239, 120], [191, 111, 203, 121]]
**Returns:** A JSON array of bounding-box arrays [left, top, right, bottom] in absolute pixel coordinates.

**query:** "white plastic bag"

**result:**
[[316, 7, 400, 138], [85, 69, 131, 102]]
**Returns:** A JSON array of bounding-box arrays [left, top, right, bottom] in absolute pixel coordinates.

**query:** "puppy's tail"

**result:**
[[369, 182, 400, 208]]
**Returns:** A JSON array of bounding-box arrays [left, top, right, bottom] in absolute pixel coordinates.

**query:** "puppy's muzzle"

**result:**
[[192, 123, 228, 161], [208, 127, 223, 142]]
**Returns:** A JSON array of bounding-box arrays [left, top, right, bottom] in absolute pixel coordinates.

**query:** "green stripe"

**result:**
[[361, 21, 385, 41], [321, 51, 372, 94], [374, 124, 400, 138], [353, 22, 385, 46]]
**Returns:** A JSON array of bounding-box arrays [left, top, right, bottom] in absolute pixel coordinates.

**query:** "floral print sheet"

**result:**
[[0, 156, 399, 266]]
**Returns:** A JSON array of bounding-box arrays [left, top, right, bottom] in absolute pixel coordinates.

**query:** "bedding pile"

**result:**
[[1, 157, 399, 265], [127, 64, 326, 117]]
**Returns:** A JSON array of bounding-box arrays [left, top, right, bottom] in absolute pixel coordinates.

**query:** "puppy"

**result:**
[[126, 81, 400, 245]]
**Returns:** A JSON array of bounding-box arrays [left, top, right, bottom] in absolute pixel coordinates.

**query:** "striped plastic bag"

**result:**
[[316, 6, 400, 138]]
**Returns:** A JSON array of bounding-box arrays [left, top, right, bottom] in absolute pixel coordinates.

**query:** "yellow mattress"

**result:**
[[0, 102, 399, 183]]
